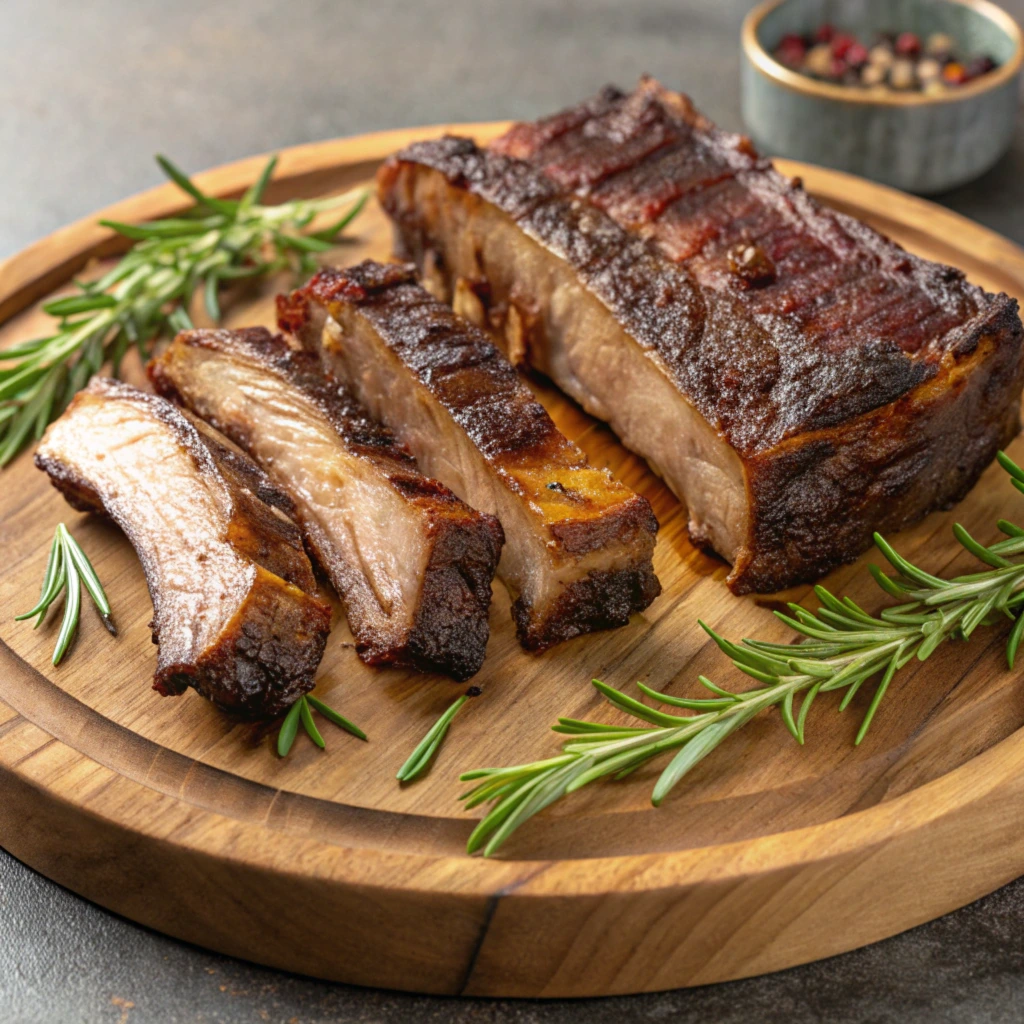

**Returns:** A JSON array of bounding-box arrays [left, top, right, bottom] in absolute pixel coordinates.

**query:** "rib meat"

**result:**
[[35, 378, 332, 717], [279, 260, 660, 650], [149, 327, 503, 680], [377, 81, 1024, 593]]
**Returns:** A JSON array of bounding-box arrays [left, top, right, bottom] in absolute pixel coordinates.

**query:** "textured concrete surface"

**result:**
[[2, 1, 1024, 1021]]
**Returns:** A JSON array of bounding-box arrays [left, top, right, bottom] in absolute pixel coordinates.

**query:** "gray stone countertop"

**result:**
[[3, 1, 1024, 1021]]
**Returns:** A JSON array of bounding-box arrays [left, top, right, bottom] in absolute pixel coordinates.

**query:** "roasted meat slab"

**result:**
[[35, 378, 331, 717], [150, 327, 503, 680], [377, 80, 1024, 593], [279, 260, 660, 650]]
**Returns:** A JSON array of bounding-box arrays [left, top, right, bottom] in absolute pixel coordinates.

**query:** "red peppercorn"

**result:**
[[830, 33, 857, 58], [815, 22, 835, 43], [895, 32, 921, 56], [828, 57, 847, 79], [775, 34, 806, 67], [845, 42, 869, 67]]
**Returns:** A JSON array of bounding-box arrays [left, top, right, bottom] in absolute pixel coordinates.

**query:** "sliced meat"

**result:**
[[279, 260, 660, 651], [377, 96, 1024, 594], [149, 327, 503, 680], [35, 378, 332, 718]]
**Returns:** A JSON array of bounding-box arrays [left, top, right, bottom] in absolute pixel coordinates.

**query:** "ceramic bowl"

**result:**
[[741, 0, 1022, 193]]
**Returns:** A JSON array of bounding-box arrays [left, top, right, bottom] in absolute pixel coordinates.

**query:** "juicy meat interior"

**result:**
[[377, 79, 1024, 593], [149, 327, 503, 680], [35, 378, 331, 718], [279, 260, 660, 651]]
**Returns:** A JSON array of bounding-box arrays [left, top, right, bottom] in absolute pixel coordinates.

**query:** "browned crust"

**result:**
[[35, 378, 331, 718], [285, 261, 660, 650], [150, 328, 503, 681], [293, 262, 659, 559], [492, 76, 1000, 361], [733, 329, 1024, 593], [380, 137, 940, 457], [512, 564, 661, 651], [488, 78, 1024, 594], [378, 99, 1024, 594]]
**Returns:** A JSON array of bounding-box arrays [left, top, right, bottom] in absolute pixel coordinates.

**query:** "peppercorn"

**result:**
[[846, 42, 869, 67], [916, 57, 942, 83], [868, 44, 894, 69], [830, 33, 856, 58], [805, 43, 834, 77], [776, 36, 806, 67], [895, 32, 921, 56], [889, 59, 916, 90], [860, 62, 887, 87], [925, 32, 954, 57], [942, 61, 968, 85]]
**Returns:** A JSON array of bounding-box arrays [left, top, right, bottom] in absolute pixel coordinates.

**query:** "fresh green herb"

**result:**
[[277, 693, 367, 757], [15, 523, 116, 665], [458, 451, 1024, 857], [397, 686, 480, 783], [0, 154, 368, 466]]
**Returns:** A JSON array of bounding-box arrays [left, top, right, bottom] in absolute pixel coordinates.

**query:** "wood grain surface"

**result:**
[[3, 125, 1024, 998]]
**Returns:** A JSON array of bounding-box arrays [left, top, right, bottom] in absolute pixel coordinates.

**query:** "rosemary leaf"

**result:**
[[277, 692, 367, 756], [306, 694, 367, 741], [458, 451, 1024, 856], [277, 699, 303, 757], [299, 697, 326, 749], [15, 524, 115, 664], [53, 554, 80, 666], [0, 154, 369, 468], [397, 688, 478, 783]]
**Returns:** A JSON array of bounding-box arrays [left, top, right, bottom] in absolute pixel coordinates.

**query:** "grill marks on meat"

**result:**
[[149, 327, 503, 680], [492, 77, 983, 355], [377, 81, 1024, 593], [35, 378, 331, 718], [281, 260, 660, 651]]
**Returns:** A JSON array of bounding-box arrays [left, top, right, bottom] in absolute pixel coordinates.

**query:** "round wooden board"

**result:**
[[4, 124, 1024, 999]]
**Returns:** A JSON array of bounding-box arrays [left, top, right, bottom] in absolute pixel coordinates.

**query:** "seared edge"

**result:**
[[35, 377, 331, 718], [285, 261, 660, 650], [150, 327, 503, 680]]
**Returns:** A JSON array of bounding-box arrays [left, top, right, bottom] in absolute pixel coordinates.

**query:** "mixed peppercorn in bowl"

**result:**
[[741, 0, 1022, 193], [773, 23, 1000, 93]]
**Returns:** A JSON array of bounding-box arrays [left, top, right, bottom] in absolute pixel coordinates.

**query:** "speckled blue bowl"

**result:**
[[741, 0, 1022, 193]]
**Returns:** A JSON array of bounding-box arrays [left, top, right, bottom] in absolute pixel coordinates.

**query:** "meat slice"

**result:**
[[35, 378, 332, 718], [149, 327, 503, 680], [279, 260, 660, 651], [377, 95, 1024, 594]]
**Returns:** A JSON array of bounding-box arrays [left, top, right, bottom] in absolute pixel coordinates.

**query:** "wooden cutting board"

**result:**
[[4, 124, 1024, 999]]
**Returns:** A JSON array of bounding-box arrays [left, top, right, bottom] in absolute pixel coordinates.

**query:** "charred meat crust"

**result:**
[[296, 261, 659, 557], [150, 327, 503, 680], [378, 84, 1024, 594], [380, 136, 945, 457], [35, 378, 331, 718], [285, 261, 660, 650], [492, 76, 999, 358], [736, 323, 1024, 592], [512, 564, 661, 651]]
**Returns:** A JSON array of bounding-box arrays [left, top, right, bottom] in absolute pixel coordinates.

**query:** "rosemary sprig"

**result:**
[[0, 154, 368, 466], [397, 686, 481, 783], [459, 452, 1024, 857], [277, 693, 366, 757], [15, 523, 116, 665]]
